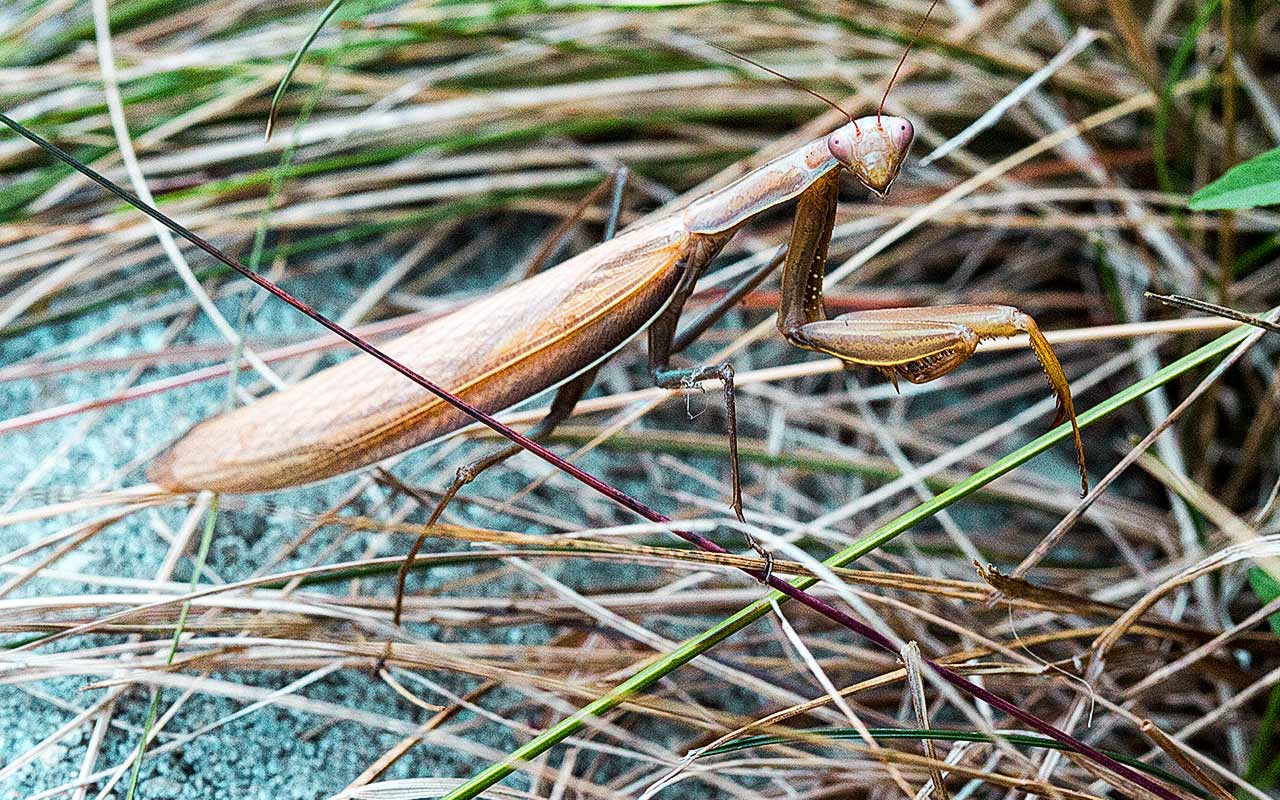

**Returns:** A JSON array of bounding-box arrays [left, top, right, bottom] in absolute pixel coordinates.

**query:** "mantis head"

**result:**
[[827, 115, 915, 197], [702, 45, 919, 197]]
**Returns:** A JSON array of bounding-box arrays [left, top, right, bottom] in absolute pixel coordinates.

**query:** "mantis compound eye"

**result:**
[[887, 117, 915, 157], [827, 130, 854, 166]]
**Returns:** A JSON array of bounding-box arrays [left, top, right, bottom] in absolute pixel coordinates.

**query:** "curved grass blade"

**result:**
[[265, 0, 346, 141]]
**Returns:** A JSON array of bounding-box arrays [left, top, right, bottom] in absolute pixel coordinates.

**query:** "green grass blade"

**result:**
[[442, 318, 1259, 800], [264, 0, 347, 141], [1153, 0, 1220, 193], [1245, 684, 1280, 788], [1189, 146, 1280, 210], [124, 496, 219, 800]]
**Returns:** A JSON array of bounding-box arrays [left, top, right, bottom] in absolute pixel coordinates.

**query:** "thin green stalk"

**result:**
[[124, 496, 218, 800], [442, 317, 1259, 799], [1153, 0, 1221, 194], [264, 0, 347, 141], [1245, 683, 1280, 788], [263, 0, 399, 139], [536, 428, 1075, 516], [230, 38, 335, 373], [125, 41, 339, 800]]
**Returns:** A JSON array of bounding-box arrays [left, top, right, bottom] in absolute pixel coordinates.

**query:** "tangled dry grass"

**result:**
[[1, 1, 1278, 798]]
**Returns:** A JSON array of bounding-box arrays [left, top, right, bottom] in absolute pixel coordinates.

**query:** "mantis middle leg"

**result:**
[[389, 172, 782, 621], [646, 227, 784, 576]]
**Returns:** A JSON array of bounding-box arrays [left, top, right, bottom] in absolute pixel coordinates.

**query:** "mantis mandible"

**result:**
[[0, 41, 1087, 622]]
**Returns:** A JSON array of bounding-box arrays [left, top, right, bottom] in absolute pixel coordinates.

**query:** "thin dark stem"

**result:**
[[1148, 292, 1280, 334], [0, 111, 1183, 800]]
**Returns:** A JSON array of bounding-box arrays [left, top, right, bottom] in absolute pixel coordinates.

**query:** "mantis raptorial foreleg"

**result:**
[[777, 176, 1089, 494]]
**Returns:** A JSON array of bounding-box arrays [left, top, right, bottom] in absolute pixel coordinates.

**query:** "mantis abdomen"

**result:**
[[149, 216, 724, 494]]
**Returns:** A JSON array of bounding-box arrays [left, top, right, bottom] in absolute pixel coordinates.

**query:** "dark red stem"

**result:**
[[0, 112, 1180, 800]]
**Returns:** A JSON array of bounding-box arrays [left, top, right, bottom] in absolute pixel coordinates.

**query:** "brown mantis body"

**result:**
[[0, 41, 1088, 626], [149, 210, 709, 493], [148, 113, 1086, 504]]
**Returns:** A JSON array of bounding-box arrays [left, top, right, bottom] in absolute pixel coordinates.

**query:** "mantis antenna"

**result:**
[[707, 42, 860, 135], [879, 0, 941, 123]]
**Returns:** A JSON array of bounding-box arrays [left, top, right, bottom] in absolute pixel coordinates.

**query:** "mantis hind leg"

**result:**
[[791, 304, 1088, 495], [392, 169, 635, 625], [670, 249, 786, 355], [391, 368, 598, 626], [523, 167, 629, 278]]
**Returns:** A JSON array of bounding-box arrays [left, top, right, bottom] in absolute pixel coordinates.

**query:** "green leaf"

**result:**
[[1247, 566, 1280, 638], [1189, 146, 1280, 210], [1245, 684, 1280, 788]]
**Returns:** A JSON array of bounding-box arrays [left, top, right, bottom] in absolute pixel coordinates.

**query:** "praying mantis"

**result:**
[[143, 104, 1086, 494], [0, 40, 1086, 618], [11, 27, 1226, 800]]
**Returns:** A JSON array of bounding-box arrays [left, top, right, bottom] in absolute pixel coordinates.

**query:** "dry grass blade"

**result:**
[[901, 641, 950, 800], [1140, 719, 1235, 800]]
